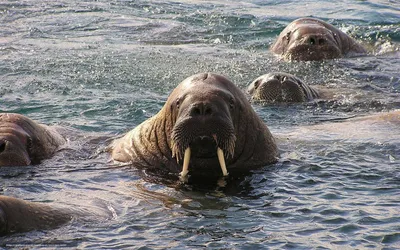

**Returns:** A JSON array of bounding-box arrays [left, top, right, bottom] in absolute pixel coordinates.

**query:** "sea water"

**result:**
[[0, 0, 399, 249]]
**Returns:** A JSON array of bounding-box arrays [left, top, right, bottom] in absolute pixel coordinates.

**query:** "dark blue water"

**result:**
[[1, 0, 399, 249]]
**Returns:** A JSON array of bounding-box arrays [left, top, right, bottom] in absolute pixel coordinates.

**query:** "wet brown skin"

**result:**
[[0, 195, 72, 235], [111, 73, 278, 177], [0, 113, 66, 167], [248, 72, 320, 103], [271, 18, 367, 61]]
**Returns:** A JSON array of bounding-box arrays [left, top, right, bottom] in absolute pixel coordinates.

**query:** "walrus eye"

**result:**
[[229, 97, 235, 110], [175, 98, 181, 109], [285, 31, 291, 41], [332, 32, 339, 42], [27, 137, 33, 152]]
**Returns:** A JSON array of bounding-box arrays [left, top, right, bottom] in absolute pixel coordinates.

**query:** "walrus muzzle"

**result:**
[[248, 72, 319, 103], [285, 43, 342, 61], [170, 101, 236, 178]]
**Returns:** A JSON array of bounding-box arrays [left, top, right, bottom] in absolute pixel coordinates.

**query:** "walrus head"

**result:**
[[168, 73, 240, 177], [0, 122, 32, 166], [0, 113, 65, 167], [247, 72, 319, 103], [271, 18, 343, 61]]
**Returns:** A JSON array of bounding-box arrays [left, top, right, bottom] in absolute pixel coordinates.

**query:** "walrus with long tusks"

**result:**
[[0, 195, 72, 235], [248, 72, 320, 103], [111, 73, 278, 179], [271, 17, 367, 61], [0, 113, 66, 167]]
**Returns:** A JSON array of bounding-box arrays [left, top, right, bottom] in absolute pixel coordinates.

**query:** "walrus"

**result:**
[[271, 17, 367, 61], [111, 73, 278, 179], [0, 113, 66, 167], [0, 195, 72, 235], [282, 110, 400, 142], [247, 72, 320, 103]]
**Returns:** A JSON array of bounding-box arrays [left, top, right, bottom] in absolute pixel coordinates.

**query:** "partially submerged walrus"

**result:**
[[111, 73, 279, 179], [271, 17, 367, 61], [248, 72, 320, 103], [283, 110, 400, 142], [0, 113, 66, 166], [0, 195, 72, 235]]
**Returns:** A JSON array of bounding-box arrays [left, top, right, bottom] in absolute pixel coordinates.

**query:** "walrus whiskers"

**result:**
[[247, 73, 320, 103]]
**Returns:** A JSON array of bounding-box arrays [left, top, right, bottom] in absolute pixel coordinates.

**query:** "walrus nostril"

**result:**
[[191, 106, 201, 116], [309, 37, 316, 45], [0, 140, 6, 154], [204, 106, 212, 115], [308, 36, 326, 45], [190, 103, 213, 116]]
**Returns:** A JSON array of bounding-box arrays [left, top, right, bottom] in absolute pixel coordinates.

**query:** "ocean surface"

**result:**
[[1, 0, 400, 249]]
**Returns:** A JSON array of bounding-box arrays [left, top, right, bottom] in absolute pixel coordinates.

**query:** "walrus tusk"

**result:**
[[180, 147, 191, 178], [217, 147, 229, 176], [180, 147, 228, 178]]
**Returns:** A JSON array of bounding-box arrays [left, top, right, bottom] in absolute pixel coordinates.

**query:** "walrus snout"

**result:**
[[248, 73, 320, 103], [171, 96, 236, 179], [287, 30, 341, 61]]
